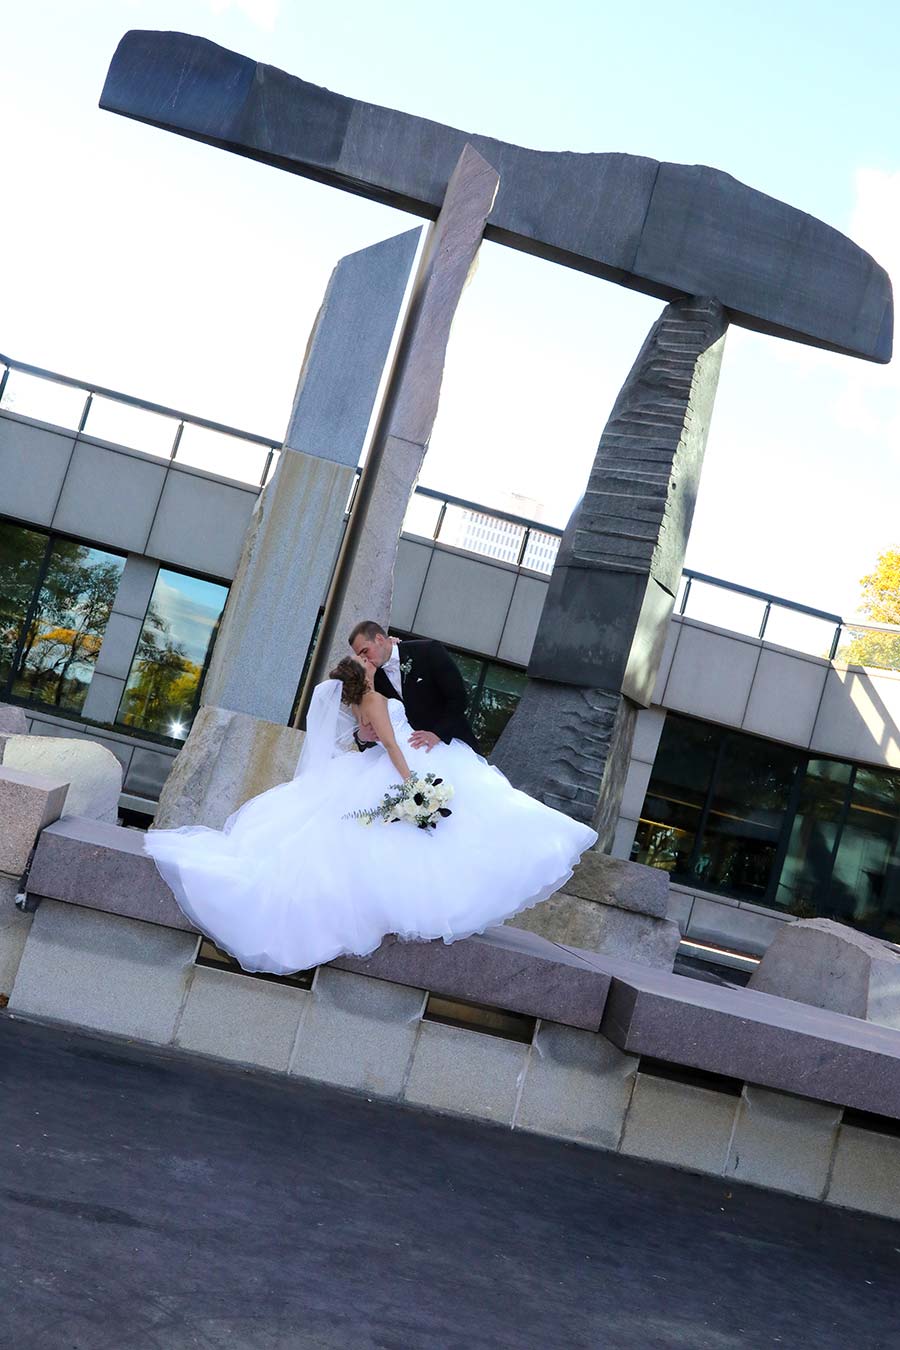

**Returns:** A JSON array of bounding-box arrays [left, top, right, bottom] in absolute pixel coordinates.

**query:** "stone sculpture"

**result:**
[[492, 297, 728, 843], [101, 30, 893, 848], [101, 30, 891, 362]]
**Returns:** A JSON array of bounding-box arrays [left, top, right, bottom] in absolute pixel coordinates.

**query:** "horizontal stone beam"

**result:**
[[100, 30, 892, 363], [597, 954, 900, 1121]]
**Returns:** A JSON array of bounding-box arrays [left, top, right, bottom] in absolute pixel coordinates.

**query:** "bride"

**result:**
[[143, 655, 598, 976]]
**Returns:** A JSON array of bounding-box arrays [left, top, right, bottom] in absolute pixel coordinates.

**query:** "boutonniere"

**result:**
[[399, 658, 413, 679]]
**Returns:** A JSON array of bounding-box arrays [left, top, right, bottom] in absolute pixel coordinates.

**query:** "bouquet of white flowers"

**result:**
[[344, 773, 454, 831]]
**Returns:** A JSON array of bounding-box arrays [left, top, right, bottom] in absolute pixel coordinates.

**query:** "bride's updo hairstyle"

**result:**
[[330, 656, 368, 707]]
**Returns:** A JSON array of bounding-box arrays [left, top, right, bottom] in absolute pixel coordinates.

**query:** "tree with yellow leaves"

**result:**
[[839, 548, 900, 671]]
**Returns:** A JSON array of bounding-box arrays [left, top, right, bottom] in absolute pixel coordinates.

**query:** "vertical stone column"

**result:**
[[492, 297, 728, 849], [152, 229, 420, 829], [307, 144, 499, 684], [199, 227, 421, 725]]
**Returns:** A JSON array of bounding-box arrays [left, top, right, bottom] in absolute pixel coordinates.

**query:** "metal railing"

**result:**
[[402, 486, 563, 574], [0, 351, 281, 487], [678, 568, 900, 670], [4, 350, 898, 667]]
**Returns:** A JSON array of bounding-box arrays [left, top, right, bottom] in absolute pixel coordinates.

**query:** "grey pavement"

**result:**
[[2, 1012, 899, 1350]]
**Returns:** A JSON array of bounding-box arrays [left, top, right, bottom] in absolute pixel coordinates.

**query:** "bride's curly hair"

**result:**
[[330, 656, 369, 707]]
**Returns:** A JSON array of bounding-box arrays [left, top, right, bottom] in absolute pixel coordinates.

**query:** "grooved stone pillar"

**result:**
[[493, 297, 728, 847], [310, 144, 499, 682], [199, 228, 421, 724]]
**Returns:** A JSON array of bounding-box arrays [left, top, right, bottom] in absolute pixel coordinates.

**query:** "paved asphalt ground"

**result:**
[[2, 1014, 899, 1350]]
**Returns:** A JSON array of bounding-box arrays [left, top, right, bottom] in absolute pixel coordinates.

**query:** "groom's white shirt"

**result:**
[[381, 641, 403, 698]]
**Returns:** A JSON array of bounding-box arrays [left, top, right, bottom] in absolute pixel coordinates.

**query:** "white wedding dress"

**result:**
[[144, 683, 597, 975]]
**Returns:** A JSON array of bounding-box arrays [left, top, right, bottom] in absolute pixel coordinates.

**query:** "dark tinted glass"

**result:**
[[10, 537, 124, 712], [694, 734, 798, 899], [825, 768, 900, 942], [632, 717, 719, 877], [118, 569, 227, 740], [775, 758, 852, 916]]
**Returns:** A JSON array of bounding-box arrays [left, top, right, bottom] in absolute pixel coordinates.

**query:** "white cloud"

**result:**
[[203, 0, 280, 31]]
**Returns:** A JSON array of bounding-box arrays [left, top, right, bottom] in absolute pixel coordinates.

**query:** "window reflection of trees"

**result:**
[[117, 571, 227, 740], [0, 523, 124, 713]]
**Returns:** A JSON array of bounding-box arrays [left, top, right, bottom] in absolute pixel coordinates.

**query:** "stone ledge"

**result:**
[[27, 818, 613, 1031], [28, 816, 192, 931], [334, 925, 611, 1032], [599, 956, 900, 1121]]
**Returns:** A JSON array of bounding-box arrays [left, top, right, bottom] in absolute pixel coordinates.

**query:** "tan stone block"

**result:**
[[826, 1125, 900, 1220], [620, 1072, 738, 1175], [0, 766, 69, 874], [725, 1086, 841, 1198]]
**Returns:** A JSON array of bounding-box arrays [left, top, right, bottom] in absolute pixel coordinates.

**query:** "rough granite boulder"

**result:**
[[153, 706, 305, 830], [506, 853, 680, 970], [1, 736, 122, 824], [748, 918, 900, 1029]]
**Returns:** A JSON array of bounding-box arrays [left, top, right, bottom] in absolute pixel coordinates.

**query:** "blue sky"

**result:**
[[0, 0, 897, 621]]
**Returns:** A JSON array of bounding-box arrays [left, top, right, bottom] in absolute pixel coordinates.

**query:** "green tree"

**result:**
[[837, 548, 900, 671]]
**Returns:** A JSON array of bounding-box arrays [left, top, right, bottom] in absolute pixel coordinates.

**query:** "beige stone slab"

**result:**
[[514, 1022, 637, 1148], [176, 964, 309, 1071], [826, 1125, 900, 1220], [403, 1018, 527, 1124], [725, 1085, 841, 1199], [290, 966, 425, 1097], [10, 899, 197, 1043], [619, 1072, 738, 1174], [0, 766, 69, 874]]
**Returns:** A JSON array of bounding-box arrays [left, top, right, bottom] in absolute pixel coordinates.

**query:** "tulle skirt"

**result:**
[[143, 737, 598, 975]]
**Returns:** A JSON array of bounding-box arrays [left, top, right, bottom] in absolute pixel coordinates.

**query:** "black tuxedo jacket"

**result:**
[[367, 638, 480, 754]]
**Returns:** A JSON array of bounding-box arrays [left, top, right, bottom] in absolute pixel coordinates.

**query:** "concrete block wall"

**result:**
[[0, 410, 258, 578], [7, 897, 900, 1221], [655, 615, 900, 768], [392, 535, 549, 664]]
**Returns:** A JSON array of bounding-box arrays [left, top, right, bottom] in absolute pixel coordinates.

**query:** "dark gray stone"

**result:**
[[493, 298, 727, 827], [100, 31, 893, 362]]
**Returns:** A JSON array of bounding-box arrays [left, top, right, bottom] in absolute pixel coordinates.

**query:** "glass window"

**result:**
[[118, 569, 228, 740], [824, 768, 900, 942], [0, 520, 48, 690], [10, 537, 125, 713], [693, 735, 799, 900], [470, 661, 526, 754], [632, 718, 720, 878], [774, 758, 853, 916]]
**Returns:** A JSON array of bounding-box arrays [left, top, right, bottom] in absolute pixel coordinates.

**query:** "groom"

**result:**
[[349, 621, 481, 754]]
